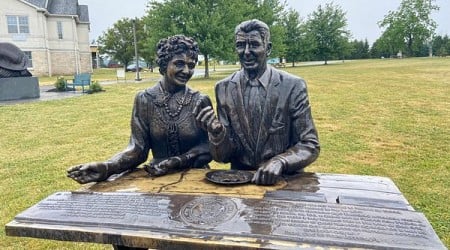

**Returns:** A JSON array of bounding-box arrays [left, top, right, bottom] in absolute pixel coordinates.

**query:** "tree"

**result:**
[[247, 0, 287, 59], [281, 8, 303, 66], [348, 39, 370, 59], [144, 0, 256, 78], [138, 19, 156, 72], [97, 18, 144, 69], [371, 33, 402, 59], [432, 35, 450, 57], [305, 3, 350, 64], [378, 0, 439, 57], [143, 0, 288, 77]]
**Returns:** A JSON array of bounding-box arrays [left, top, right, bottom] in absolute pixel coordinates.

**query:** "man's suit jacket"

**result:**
[[209, 66, 320, 172]]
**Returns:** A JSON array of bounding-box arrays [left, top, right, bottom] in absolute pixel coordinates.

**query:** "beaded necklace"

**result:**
[[160, 85, 192, 118], [156, 84, 193, 157]]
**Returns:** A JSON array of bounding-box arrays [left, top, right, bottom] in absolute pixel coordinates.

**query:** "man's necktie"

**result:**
[[247, 79, 263, 143]]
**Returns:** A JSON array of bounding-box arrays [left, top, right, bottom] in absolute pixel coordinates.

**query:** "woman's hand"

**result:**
[[67, 162, 109, 184], [144, 157, 182, 176]]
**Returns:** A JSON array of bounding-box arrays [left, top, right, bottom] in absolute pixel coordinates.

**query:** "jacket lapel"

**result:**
[[255, 67, 281, 154], [228, 70, 255, 154]]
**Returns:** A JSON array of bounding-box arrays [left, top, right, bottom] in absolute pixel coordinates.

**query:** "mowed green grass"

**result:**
[[0, 58, 449, 249]]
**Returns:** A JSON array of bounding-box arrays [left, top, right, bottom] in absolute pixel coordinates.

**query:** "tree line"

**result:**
[[97, 0, 449, 77]]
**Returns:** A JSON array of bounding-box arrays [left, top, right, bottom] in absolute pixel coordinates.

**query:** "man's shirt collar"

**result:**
[[245, 66, 270, 90]]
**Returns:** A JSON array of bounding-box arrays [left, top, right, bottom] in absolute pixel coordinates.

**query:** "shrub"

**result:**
[[87, 80, 103, 94], [54, 76, 66, 91]]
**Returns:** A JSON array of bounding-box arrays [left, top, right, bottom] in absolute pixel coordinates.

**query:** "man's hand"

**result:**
[[67, 162, 109, 184], [252, 159, 284, 185], [193, 100, 224, 135]]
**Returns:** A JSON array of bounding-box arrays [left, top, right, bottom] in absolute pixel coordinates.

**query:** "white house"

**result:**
[[0, 0, 91, 76]]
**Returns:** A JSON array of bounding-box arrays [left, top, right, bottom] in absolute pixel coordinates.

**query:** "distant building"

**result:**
[[0, 0, 92, 76], [90, 44, 99, 69]]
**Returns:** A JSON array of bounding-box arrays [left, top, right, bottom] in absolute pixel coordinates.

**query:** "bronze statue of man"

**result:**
[[195, 19, 320, 185]]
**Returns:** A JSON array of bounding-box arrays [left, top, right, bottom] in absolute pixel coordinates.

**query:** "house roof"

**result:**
[[22, 0, 89, 23], [23, 0, 46, 8], [77, 5, 89, 23]]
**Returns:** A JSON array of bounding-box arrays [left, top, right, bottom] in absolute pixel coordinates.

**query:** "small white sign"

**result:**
[[116, 69, 125, 78]]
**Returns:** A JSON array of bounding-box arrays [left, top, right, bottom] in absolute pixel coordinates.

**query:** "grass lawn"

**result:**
[[0, 57, 449, 249]]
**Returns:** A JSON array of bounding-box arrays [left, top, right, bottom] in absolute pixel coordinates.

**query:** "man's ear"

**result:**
[[266, 42, 272, 56]]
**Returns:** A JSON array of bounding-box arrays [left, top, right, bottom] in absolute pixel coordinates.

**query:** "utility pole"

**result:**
[[132, 18, 141, 81]]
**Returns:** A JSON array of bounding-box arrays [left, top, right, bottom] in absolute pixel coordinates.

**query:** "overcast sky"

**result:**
[[79, 0, 450, 45]]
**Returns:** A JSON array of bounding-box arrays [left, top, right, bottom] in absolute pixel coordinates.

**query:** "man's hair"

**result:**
[[156, 35, 199, 75], [234, 19, 271, 45]]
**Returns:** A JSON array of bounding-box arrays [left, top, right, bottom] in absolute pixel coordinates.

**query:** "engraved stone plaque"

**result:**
[[264, 190, 327, 203], [6, 192, 446, 249]]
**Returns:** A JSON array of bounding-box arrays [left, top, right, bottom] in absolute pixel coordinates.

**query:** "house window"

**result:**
[[57, 21, 63, 39], [7, 15, 29, 34], [23, 51, 33, 68]]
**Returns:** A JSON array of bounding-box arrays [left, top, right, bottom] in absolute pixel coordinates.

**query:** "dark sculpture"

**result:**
[[0, 42, 32, 78], [68, 35, 212, 184], [195, 19, 320, 185]]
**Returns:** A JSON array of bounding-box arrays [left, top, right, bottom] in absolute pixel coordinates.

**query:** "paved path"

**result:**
[[0, 85, 84, 105], [0, 79, 154, 106]]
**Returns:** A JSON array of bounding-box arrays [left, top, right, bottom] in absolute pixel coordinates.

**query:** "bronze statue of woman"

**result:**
[[67, 35, 212, 184]]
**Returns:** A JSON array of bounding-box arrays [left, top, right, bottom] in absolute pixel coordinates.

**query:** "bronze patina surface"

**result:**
[[6, 169, 447, 249], [83, 169, 413, 210], [67, 35, 212, 185], [205, 170, 254, 185], [6, 188, 446, 250], [194, 20, 320, 186]]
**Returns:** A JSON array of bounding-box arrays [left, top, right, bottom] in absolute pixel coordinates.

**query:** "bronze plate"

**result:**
[[205, 170, 253, 185]]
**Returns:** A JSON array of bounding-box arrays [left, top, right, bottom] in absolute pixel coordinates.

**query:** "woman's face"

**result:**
[[165, 53, 196, 87]]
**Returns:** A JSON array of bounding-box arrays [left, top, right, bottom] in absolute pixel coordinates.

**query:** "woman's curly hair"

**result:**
[[156, 35, 199, 75]]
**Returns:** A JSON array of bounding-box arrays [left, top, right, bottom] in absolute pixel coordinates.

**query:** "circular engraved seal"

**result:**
[[180, 196, 238, 228]]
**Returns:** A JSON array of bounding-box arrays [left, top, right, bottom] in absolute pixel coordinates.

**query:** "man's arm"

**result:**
[[194, 82, 238, 163], [274, 79, 320, 173], [253, 78, 319, 185]]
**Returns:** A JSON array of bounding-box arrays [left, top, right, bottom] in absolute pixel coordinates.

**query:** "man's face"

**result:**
[[235, 30, 271, 74], [165, 53, 196, 87]]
